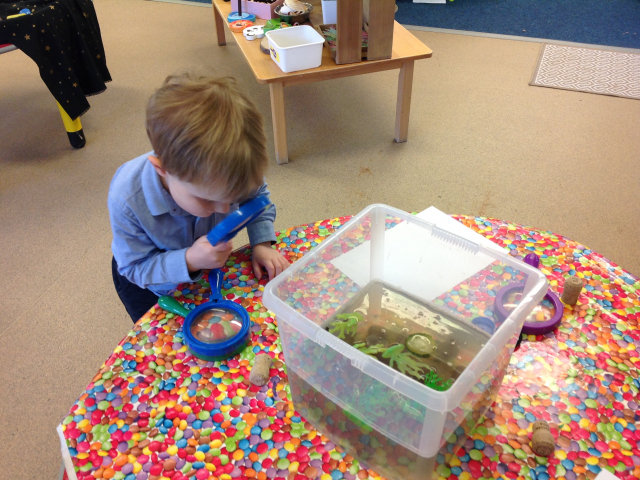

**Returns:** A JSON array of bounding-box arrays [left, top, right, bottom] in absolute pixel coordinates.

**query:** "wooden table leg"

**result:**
[[269, 82, 288, 164], [213, 3, 226, 46], [395, 60, 415, 143]]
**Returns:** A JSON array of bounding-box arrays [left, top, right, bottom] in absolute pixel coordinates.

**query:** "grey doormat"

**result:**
[[530, 44, 640, 100]]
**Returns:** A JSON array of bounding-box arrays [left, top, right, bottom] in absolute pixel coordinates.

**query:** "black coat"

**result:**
[[1, 0, 111, 119]]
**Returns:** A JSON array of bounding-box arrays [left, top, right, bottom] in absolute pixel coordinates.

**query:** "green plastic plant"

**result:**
[[344, 410, 373, 433], [381, 344, 425, 379], [323, 26, 337, 42], [353, 342, 388, 356], [423, 370, 453, 391], [321, 26, 368, 52], [328, 312, 363, 339]]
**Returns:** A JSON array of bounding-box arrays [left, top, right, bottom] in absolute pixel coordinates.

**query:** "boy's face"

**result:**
[[149, 155, 235, 218]]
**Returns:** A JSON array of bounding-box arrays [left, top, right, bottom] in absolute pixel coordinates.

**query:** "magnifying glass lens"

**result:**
[[503, 290, 556, 323], [191, 308, 244, 344]]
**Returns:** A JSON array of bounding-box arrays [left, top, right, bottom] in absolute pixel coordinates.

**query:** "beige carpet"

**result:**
[[1, 0, 640, 478], [531, 44, 640, 100]]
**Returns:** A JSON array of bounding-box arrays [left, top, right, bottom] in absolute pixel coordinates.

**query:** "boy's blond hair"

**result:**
[[146, 71, 268, 201]]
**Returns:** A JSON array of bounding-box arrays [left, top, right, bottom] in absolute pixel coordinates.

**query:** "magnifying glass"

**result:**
[[159, 269, 251, 361], [206, 195, 272, 246], [494, 254, 563, 335], [156, 195, 272, 360]]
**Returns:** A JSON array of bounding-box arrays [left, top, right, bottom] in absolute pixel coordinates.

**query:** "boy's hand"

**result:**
[[186, 237, 233, 272], [252, 242, 290, 281]]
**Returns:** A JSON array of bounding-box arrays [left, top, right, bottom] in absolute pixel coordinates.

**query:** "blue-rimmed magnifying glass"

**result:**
[[157, 195, 272, 361]]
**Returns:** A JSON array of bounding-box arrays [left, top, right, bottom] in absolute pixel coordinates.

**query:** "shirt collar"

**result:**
[[141, 155, 189, 217]]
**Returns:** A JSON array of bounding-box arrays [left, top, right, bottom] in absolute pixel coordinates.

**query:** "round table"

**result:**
[[59, 215, 640, 480]]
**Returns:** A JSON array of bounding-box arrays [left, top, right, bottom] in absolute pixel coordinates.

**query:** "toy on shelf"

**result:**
[[280, 0, 307, 14], [230, 19, 255, 32], [228, 12, 256, 22], [227, 0, 256, 24], [263, 18, 291, 33], [275, 0, 312, 24], [231, 0, 284, 20], [243, 25, 265, 40]]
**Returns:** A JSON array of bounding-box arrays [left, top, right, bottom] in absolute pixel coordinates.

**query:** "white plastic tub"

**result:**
[[263, 205, 548, 480], [265, 25, 324, 73]]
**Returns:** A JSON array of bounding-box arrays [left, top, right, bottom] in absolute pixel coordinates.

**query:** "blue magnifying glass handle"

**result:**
[[206, 195, 272, 247], [209, 269, 225, 303]]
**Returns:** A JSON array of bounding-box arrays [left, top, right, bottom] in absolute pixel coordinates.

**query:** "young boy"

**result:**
[[108, 71, 289, 322]]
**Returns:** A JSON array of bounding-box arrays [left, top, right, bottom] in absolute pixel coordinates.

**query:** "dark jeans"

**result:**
[[112, 257, 159, 323]]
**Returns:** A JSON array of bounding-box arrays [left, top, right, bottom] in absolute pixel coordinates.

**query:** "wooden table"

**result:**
[[212, 0, 432, 164]]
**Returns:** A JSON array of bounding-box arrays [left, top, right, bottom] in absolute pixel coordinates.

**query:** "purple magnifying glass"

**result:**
[[494, 254, 563, 335]]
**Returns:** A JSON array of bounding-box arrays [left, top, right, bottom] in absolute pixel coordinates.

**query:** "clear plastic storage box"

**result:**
[[263, 205, 548, 480]]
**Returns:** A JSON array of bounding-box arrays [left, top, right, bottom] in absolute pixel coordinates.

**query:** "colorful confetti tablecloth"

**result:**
[[59, 215, 640, 480]]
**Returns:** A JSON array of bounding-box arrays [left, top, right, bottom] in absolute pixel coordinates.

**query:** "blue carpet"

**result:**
[[395, 0, 640, 49]]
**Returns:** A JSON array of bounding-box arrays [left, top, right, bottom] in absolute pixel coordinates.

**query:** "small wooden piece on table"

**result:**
[[336, 0, 363, 65], [531, 420, 555, 456], [364, 0, 395, 61], [561, 276, 583, 306], [250, 353, 274, 386]]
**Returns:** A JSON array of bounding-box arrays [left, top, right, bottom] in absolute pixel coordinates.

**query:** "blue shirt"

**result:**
[[108, 152, 277, 295]]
